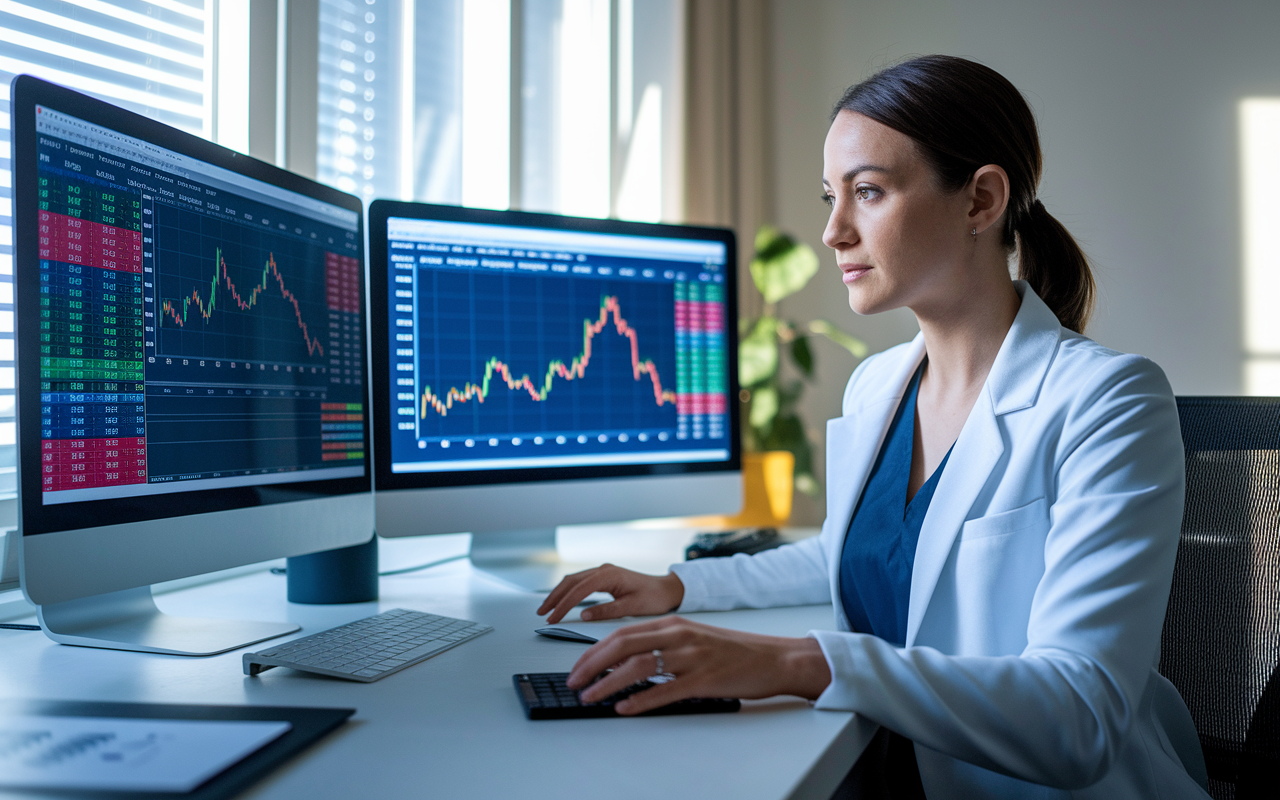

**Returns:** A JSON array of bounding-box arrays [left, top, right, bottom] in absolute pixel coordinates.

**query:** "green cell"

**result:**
[[39, 356, 142, 382]]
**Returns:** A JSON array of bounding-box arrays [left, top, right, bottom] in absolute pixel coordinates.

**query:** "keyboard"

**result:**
[[243, 608, 492, 682], [513, 672, 741, 719]]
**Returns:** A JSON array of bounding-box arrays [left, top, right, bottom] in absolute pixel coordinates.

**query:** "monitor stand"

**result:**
[[468, 528, 592, 593], [35, 586, 299, 657]]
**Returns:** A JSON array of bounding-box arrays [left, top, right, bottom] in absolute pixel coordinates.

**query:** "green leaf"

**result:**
[[777, 379, 805, 407], [738, 317, 779, 386], [790, 335, 813, 376], [753, 225, 792, 261], [795, 473, 820, 496], [762, 413, 814, 470], [809, 319, 869, 358], [748, 385, 779, 430], [761, 413, 798, 450], [750, 227, 820, 304]]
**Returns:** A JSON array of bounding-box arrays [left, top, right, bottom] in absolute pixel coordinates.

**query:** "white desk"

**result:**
[[0, 528, 875, 799]]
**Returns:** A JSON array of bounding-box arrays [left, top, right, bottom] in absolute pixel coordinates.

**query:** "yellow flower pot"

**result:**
[[689, 450, 794, 529], [743, 451, 795, 524]]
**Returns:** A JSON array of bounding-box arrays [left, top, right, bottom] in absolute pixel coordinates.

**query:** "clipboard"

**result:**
[[0, 699, 354, 800]]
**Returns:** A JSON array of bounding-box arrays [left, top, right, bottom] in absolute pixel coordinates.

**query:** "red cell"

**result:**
[[675, 393, 727, 416], [40, 436, 147, 493], [325, 252, 362, 314], [38, 210, 142, 273]]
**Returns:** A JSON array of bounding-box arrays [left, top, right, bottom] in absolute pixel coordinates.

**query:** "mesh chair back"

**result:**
[[1161, 397, 1280, 800]]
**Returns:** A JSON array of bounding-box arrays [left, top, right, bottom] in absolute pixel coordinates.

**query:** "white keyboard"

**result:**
[[243, 608, 492, 682]]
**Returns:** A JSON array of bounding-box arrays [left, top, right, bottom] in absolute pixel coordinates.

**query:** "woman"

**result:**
[[538, 56, 1208, 799]]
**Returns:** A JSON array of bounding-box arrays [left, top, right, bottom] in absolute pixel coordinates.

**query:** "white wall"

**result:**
[[767, 0, 1280, 523]]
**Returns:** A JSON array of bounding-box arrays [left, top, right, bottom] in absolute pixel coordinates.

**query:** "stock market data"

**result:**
[[385, 217, 730, 473], [35, 107, 365, 504]]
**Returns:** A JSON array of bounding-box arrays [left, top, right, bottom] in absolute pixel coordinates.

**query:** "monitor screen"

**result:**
[[371, 205, 736, 488], [22, 103, 368, 528]]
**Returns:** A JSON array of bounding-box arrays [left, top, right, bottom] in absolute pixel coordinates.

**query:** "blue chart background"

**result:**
[[414, 267, 679, 439], [154, 202, 333, 367], [147, 199, 364, 481]]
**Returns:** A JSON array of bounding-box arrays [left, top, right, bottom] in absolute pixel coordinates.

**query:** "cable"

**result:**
[[269, 554, 469, 578], [0, 623, 40, 631]]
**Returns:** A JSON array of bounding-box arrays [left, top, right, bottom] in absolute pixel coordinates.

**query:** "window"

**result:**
[[316, 0, 511, 208], [1243, 98, 1280, 394], [0, 0, 684, 507], [313, 0, 683, 220], [0, 0, 217, 501]]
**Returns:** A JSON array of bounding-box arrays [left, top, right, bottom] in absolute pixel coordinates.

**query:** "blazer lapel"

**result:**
[[904, 386, 1004, 646], [824, 338, 925, 620], [903, 281, 1061, 646]]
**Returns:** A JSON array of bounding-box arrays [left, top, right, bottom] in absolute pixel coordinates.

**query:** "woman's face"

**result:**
[[821, 111, 978, 316]]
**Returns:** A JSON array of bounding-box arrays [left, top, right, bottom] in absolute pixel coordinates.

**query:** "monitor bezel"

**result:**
[[12, 75, 372, 537], [368, 199, 741, 492]]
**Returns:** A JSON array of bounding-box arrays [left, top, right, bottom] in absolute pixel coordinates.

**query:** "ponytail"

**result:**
[[834, 56, 1097, 333], [1015, 200, 1095, 334]]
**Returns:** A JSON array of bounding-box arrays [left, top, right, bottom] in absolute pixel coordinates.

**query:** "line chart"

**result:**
[[153, 201, 336, 367], [420, 295, 676, 417], [161, 247, 325, 357]]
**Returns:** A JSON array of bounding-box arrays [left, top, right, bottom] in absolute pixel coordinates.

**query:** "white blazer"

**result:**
[[670, 283, 1210, 799]]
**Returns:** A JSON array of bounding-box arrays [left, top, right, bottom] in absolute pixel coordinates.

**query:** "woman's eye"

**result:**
[[820, 193, 834, 208], [855, 187, 877, 201]]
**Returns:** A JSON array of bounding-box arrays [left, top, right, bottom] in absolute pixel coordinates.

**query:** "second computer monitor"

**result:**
[[369, 202, 740, 589]]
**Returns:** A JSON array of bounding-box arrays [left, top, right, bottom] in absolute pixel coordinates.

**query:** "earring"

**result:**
[[971, 227, 977, 241]]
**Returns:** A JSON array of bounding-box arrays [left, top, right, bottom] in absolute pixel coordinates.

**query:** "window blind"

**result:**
[[316, 0, 468, 205], [312, 0, 680, 220], [0, 0, 213, 493]]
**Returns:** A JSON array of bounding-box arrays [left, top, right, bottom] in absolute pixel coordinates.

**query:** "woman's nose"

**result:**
[[822, 203, 856, 251]]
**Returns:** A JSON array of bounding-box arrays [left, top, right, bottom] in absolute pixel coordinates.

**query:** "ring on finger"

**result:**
[[651, 649, 675, 682]]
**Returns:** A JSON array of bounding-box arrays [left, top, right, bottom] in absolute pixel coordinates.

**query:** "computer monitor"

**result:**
[[11, 76, 373, 655], [369, 201, 741, 590]]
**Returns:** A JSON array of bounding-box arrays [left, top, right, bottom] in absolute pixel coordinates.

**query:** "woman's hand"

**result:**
[[565, 616, 833, 714], [537, 564, 685, 624]]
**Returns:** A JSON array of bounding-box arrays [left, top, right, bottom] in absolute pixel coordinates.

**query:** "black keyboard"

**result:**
[[513, 672, 740, 719]]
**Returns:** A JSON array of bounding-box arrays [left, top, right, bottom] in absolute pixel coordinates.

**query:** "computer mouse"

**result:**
[[535, 627, 599, 644]]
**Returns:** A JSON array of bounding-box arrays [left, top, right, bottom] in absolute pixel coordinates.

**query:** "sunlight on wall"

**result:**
[[556, 0, 611, 218], [461, 0, 511, 210], [399, 0, 416, 200], [615, 83, 662, 222], [1242, 98, 1280, 394], [214, 0, 250, 154]]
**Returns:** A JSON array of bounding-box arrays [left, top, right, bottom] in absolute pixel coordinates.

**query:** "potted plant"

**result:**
[[734, 225, 867, 524]]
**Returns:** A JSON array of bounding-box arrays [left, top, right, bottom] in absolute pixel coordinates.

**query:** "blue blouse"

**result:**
[[839, 364, 952, 647]]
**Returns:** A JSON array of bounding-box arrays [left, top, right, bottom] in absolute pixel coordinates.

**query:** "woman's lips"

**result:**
[[840, 264, 871, 284]]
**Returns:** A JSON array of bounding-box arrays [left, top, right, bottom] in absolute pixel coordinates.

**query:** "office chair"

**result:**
[[1160, 397, 1280, 800]]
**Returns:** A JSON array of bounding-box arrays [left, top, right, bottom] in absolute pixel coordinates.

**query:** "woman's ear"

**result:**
[[968, 164, 1010, 235]]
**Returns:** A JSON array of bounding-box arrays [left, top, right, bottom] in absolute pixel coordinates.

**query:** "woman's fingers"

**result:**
[[573, 639, 708, 715], [613, 678, 693, 716], [536, 567, 600, 616], [542, 568, 622, 624], [577, 650, 662, 703], [539, 566, 617, 623], [575, 597, 635, 621], [565, 617, 832, 710], [567, 619, 684, 688], [539, 566, 683, 624]]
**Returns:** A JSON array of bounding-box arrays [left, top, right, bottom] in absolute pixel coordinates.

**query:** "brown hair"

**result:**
[[833, 55, 1094, 333]]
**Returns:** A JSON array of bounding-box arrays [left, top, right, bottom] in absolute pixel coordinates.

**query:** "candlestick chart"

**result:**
[[155, 209, 332, 366], [413, 270, 679, 438], [420, 295, 676, 415], [162, 248, 324, 356]]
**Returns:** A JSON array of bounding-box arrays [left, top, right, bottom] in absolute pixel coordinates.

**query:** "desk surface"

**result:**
[[0, 528, 874, 800]]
